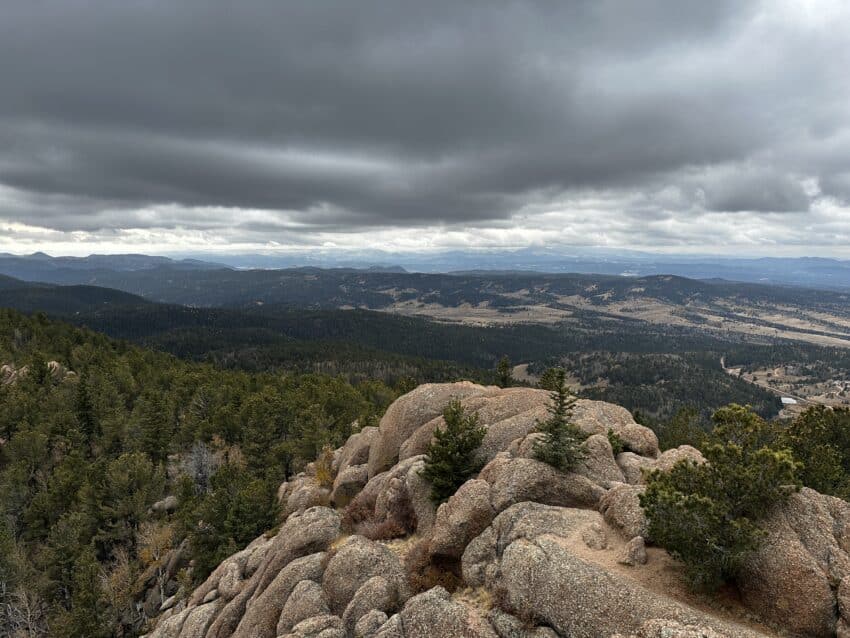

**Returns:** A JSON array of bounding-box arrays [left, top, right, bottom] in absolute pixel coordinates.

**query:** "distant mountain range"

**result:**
[[3, 250, 850, 290], [0, 252, 228, 283], [170, 248, 850, 291]]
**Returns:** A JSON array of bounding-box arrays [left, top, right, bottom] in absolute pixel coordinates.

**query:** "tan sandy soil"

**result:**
[[564, 521, 780, 637]]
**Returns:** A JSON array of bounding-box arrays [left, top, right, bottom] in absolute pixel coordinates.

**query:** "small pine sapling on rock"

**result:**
[[422, 399, 486, 504], [533, 368, 586, 472], [607, 428, 626, 455]]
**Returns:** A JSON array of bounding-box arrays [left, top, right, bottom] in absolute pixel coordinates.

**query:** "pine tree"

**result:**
[[75, 372, 100, 444], [28, 356, 49, 386], [421, 400, 486, 504], [63, 545, 108, 638], [0, 517, 19, 592], [137, 393, 171, 464], [497, 355, 513, 388], [640, 404, 800, 591], [533, 368, 585, 472], [538, 366, 563, 392]]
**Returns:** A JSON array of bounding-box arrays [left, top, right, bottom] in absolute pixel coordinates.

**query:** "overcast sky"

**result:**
[[1, 0, 849, 257]]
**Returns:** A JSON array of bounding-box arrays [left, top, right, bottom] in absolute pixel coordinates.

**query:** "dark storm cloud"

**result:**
[[0, 0, 848, 251]]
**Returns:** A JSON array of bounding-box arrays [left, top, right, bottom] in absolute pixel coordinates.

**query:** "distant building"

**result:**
[[781, 397, 798, 405]]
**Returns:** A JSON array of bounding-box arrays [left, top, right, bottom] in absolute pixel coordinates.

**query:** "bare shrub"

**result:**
[[356, 518, 408, 542], [404, 538, 462, 594], [341, 482, 417, 541], [315, 445, 335, 488], [182, 441, 220, 494], [0, 580, 51, 637], [341, 490, 376, 533]]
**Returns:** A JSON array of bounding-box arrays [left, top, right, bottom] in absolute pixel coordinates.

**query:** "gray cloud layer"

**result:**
[[1, 0, 849, 254]]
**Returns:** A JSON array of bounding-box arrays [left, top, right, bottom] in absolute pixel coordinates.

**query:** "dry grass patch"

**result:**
[[452, 586, 494, 613], [380, 534, 420, 561]]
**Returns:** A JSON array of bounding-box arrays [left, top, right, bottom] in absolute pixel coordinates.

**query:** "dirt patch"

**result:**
[[558, 522, 780, 637]]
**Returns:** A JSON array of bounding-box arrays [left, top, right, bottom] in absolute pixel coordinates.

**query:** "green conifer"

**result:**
[[422, 399, 486, 504], [75, 372, 100, 443], [64, 545, 108, 638], [640, 404, 800, 591], [497, 355, 513, 388], [533, 368, 585, 471]]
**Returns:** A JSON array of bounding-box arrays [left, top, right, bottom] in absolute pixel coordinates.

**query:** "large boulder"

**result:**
[[615, 452, 656, 485], [276, 579, 331, 635], [355, 609, 390, 637], [614, 446, 705, 486], [146, 601, 221, 638], [655, 446, 705, 472], [281, 475, 332, 518], [398, 415, 443, 462], [398, 388, 551, 465], [429, 479, 496, 560], [147, 607, 190, 638], [232, 553, 326, 638], [479, 455, 606, 512], [368, 382, 492, 477], [462, 503, 602, 587], [404, 459, 437, 535], [151, 495, 179, 514], [189, 536, 271, 606], [0, 364, 17, 385], [282, 614, 345, 638], [398, 587, 498, 638], [510, 432, 627, 490], [242, 534, 275, 579], [575, 434, 626, 487], [486, 608, 559, 637], [332, 464, 369, 508], [341, 576, 400, 633], [181, 602, 223, 638], [47, 360, 68, 382], [322, 535, 410, 614], [373, 614, 405, 638], [598, 483, 648, 539], [205, 507, 340, 638], [612, 619, 737, 638], [466, 388, 551, 462], [463, 503, 768, 638], [738, 487, 850, 637], [374, 458, 421, 529], [572, 400, 659, 458], [336, 426, 380, 476]]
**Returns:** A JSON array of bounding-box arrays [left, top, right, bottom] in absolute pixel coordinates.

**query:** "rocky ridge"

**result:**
[[143, 382, 850, 638]]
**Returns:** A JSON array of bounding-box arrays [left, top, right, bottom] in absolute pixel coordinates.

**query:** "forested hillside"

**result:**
[[0, 310, 411, 636], [0, 277, 799, 423], [11, 268, 850, 426], [556, 352, 781, 421]]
